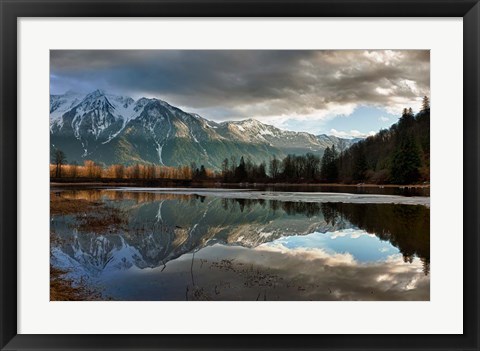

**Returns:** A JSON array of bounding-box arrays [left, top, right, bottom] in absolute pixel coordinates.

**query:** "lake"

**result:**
[[50, 187, 430, 301]]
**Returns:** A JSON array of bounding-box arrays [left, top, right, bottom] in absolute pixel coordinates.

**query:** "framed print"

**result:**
[[1, 0, 479, 350]]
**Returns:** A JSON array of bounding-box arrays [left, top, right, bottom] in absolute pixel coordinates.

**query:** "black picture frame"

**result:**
[[1, 0, 479, 350]]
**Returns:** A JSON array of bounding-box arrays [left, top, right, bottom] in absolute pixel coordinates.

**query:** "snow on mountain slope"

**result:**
[[51, 197, 350, 278], [219, 119, 334, 152], [316, 134, 362, 152], [50, 90, 362, 167], [50, 91, 85, 128]]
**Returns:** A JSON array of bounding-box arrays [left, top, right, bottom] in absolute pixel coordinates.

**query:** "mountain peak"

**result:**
[[86, 89, 106, 99], [50, 90, 363, 168], [238, 118, 263, 125], [147, 97, 178, 111]]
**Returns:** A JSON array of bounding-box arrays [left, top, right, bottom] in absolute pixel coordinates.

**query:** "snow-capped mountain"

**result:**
[[219, 119, 324, 154], [50, 90, 362, 168], [316, 134, 362, 152], [50, 90, 85, 126], [51, 196, 349, 276]]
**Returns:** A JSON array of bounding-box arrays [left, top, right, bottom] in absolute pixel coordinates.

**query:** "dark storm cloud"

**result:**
[[50, 50, 430, 121]]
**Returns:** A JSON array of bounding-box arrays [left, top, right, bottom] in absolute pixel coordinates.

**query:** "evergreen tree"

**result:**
[[421, 96, 430, 112], [321, 147, 331, 181], [321, 146, 338, 182], [329, 145, 339, 182], [352, 147, 367, 182], [258, 162, 267, 179], [235, 156, 247, 181], [390, 135, 422, 184]]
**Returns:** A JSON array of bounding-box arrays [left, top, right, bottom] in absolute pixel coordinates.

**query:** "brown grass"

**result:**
[[50, 266, 102, 301], [50, 195, 102, 215], [51, 194, 127, 234], [56, 189, 192, 204], [75, 207, 127, 233], [50, 197, 118, 300]]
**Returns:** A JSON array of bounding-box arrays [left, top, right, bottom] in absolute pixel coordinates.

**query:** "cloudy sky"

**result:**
[[50, 50, 429, 138]]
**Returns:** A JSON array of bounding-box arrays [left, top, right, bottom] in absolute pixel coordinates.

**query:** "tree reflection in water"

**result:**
[[51, 190, 430, 300], [218, 197, 429, 275]]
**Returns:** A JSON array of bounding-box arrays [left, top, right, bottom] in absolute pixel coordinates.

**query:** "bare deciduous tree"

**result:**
[[53, 149, 67, 178]]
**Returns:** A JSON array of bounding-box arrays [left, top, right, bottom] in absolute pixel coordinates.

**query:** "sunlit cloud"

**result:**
[[50, 50, 429, 132], [257, 243, 357, 265]]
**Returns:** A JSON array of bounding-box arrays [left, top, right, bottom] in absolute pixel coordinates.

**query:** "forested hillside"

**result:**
[[217, 97, 430, 185], [51, 96, 430, 186], [335, 97, 430, 184]]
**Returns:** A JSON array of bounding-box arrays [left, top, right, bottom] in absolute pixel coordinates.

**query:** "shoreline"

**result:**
[[50, 181, 430, 188], [106, 187, 430, 207]]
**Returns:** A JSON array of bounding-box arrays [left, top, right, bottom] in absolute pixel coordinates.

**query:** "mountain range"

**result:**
[[50, 90, 362, 169], [51, 194, 348, 276]]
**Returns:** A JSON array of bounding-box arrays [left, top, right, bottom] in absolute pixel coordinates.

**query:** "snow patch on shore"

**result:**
[[106, 188, 430, 207]]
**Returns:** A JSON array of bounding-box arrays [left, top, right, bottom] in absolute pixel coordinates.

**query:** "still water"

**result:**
[[50, 188, 430, 301]]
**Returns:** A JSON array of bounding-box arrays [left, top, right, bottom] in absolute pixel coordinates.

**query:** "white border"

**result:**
[[18, 18, 463, 334]]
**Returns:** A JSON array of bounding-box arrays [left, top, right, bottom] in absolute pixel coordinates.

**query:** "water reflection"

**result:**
[[184, 183, 430, 197], [50, 189, 430, 300], [264, 229, 400, 263]]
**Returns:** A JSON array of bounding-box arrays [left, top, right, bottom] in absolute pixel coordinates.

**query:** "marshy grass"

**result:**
[[50, 195, 102, 216], [74, 206, 127, 233], [51, 194, 127, 234], [50, 266, 102, 301], [50, 196, 123, 300]]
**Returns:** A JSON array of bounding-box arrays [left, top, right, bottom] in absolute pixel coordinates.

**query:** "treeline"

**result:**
[[51, 97, 429, 185], [220, 153, 330, 183], [50, 159, 203, 180], [220, 156, 268, 182], [218, 149, 337, 183], [220, 97, 430, 185], [337, 97, 430, 184], [220, 197, 430, 274]]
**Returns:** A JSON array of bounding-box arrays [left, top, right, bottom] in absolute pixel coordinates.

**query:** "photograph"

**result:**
[[49, 49, 430, 301]]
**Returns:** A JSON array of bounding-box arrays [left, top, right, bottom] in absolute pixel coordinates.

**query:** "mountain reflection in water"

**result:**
[[50, 189, 430, 301]]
